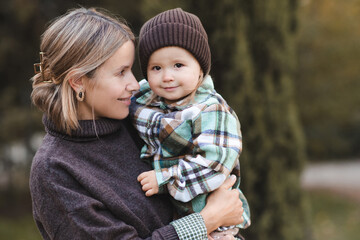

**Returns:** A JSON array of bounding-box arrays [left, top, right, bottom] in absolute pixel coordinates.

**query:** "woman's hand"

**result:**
[[200, 175, 244, 234]]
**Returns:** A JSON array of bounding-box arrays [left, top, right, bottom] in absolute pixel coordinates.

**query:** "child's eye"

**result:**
[[152, 66, 161, 71], [174, 63, 183, 68], [119, 70, 125, 76]]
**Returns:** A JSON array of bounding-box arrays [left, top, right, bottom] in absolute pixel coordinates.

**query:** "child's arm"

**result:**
[[157, 103, 242, 202]]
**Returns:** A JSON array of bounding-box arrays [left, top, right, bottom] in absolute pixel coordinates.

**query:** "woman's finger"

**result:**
[[220, 175, 236, 190]]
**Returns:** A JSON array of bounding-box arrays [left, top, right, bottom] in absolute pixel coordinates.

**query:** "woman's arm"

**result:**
[[171, 175, 244, 238], [200, 175, 244, 234]]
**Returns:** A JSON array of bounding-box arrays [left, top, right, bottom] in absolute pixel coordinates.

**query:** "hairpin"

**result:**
[[34, 52, 52, 83]]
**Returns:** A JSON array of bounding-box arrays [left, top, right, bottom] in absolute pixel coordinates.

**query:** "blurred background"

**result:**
[[0, 0, 359, 239]]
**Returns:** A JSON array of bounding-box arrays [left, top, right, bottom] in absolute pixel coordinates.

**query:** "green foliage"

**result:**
[[234, 1, 309, 239], [296, 0, 360, 159]]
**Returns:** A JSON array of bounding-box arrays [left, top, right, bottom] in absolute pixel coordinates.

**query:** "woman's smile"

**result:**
[[117, 96, 132, 106]]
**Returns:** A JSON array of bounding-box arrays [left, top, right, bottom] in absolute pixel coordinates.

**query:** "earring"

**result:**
[[76, 90, 85, 101]]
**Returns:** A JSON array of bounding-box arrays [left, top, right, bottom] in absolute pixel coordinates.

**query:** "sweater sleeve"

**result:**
[[156, 103, 242, 203], [30, 157, 184, 240]]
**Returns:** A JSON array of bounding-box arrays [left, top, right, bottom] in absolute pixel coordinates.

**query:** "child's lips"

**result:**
[[163, 86, 178, 91]]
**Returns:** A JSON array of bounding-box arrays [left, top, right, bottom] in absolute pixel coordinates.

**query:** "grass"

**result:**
[[0, 191, 359, 240], [306, 190, 360, 240], [0, 189, 41, 239], [0, 214, 41, 240]]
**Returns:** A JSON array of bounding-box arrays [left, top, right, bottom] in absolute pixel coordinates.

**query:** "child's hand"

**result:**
[[137, 170, 159, 197]]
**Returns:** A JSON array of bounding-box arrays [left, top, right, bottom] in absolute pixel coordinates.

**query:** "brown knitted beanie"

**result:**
[[138, 8, 211, 79]]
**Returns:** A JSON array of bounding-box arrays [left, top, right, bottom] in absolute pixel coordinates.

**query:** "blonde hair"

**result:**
[[31, 8, 135, 134]]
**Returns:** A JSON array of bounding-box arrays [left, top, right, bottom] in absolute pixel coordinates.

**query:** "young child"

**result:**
[[130, 8, 250, 239]]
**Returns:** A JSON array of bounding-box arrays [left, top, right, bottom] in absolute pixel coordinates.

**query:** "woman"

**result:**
[[30, 7, 244, 239]]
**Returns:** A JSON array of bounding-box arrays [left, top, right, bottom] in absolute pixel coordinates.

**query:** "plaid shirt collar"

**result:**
[[135, 75, 215, 111]]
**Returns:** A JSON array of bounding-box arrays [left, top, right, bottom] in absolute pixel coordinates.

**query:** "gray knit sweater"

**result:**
[[30, 116, 179, 239]]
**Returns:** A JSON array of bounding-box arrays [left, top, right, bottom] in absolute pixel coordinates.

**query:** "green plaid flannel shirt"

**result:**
[[130, 76, 250, 229]]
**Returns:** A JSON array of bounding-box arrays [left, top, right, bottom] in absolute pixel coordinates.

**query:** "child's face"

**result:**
[[147, 46, 202, 104]]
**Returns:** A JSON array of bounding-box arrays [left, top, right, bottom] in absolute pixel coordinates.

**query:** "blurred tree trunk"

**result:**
[[186, 0, 310, 239]]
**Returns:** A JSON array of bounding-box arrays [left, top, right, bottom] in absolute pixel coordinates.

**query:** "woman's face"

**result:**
[[78, 41, 139, 120]]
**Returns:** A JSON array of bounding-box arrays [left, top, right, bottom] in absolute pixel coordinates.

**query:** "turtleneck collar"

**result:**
[[43, 115, 123, 142]]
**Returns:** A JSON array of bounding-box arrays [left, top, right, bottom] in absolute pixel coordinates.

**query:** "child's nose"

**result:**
[[162, 69, 174, 82]]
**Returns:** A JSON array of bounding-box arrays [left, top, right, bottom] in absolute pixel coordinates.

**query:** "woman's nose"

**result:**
[[126, 72, 140, 92]]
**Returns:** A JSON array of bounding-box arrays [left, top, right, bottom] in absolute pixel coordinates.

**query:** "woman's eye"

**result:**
[[174, 63, 183, 68], [117, 69, 125, 76]]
